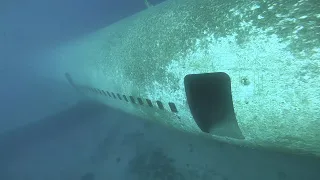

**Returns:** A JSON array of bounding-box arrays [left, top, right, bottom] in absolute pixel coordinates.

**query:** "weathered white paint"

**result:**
[[37, 0, 320, 157]]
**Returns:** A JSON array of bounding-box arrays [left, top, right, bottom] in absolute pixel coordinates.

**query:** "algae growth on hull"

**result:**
[[45, 0, 320, 157]]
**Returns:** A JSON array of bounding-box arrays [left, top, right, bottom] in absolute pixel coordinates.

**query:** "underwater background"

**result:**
[[1, 0, 320, 180]]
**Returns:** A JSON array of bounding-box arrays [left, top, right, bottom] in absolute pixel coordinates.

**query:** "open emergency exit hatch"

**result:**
[[184, 72, 245, 139]]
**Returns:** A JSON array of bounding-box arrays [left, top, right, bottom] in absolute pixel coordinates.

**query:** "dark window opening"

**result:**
[[111, 92, 117, 99], [123, 95, 129, 102], [101, 90, 107, 96], [156, 101, 164, 110], [168, 102, 178, 113], [130, 96, 136, 104], [106, 91, 112, 97], [98, 89, 104, 95], [117, 94, 122, 100], [64, 73, 76, 89], [184, 72, 244, 139], [137, 98, 144, 105], [146, 99, 153, 107]]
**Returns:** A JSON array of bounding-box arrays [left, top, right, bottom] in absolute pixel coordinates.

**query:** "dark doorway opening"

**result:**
[[184, 72, 244, 139]]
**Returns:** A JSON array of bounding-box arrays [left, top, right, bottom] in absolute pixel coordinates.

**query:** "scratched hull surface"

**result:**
[[41, 0, 320, 156]]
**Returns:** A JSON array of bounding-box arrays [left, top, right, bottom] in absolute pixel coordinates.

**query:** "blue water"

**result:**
[[0, 0, 320, 180], [0, 0, 164, 133]]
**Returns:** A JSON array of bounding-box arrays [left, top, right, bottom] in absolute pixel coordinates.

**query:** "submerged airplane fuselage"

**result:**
[[40, 0, 320, 157]]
